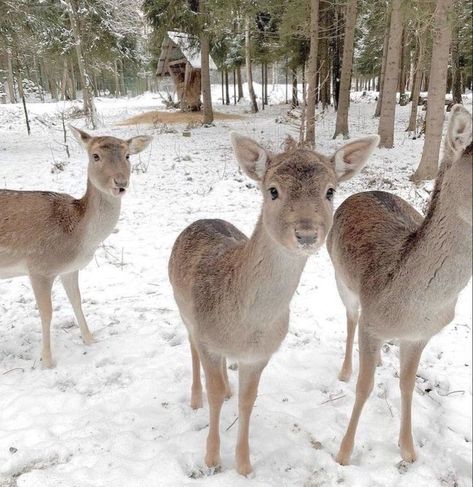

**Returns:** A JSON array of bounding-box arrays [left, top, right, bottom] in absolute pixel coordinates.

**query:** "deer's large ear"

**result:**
[[69, 125, 92, 148], [230, 132, 269, 181], [332, 135, 379, 182], [127, 135, 153, 154], [447, 104, 472, 154]]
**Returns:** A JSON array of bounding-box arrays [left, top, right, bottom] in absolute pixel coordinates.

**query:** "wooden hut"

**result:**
[[156, 31, 217, 111]]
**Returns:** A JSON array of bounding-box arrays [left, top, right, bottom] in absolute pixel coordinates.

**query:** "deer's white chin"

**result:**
[[110, 187, 126, 198]]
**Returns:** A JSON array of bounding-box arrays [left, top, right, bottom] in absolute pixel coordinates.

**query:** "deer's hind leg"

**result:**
[[189, 335, 203, 409], [335, 275, 360, 382], [61, 270, 95, 345], [222, 358, 232, 399], [398, 340, 426, 463], [336, 326, 382, 465]]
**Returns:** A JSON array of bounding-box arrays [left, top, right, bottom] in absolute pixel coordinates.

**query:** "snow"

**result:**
[[0, 89, 471, 487]]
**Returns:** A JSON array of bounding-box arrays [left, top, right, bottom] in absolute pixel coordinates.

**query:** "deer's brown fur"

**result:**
[[169, 131, 379, 475], [327, 104, 472, 465], [0, 127, 152, 367]]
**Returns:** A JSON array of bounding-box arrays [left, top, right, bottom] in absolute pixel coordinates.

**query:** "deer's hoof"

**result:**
[[400, 445, 417, 463], [41, 357, 56, 369], [82, 333, 96, 346], [335, 445, 352, 466], [236, 460, 253, 477], [338, 368, 352, 382]]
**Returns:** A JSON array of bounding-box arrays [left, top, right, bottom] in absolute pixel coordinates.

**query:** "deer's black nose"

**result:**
[[295, 229, 317, 246], [114, 179, 128, 189]]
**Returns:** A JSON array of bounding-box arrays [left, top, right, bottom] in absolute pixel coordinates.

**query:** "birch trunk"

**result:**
[[374, 11, 391, 117], [200, 1, 214, 124], [6, 49, 16, 103], [377, 0, 403, 148], [245, 16, 258, 113], [333, 0, 358, 139], [412, 0, 454, 182], [68, 0, 96, 127], [406, 30, 427, 132], [304, 0, 320, 146]]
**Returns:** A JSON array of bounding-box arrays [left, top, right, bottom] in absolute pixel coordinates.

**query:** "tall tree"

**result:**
[[67, 0, 96, 127], [333, 0, 358, 139], [450, 2, 462, 104], [377, 0, 403, 148], [245, 15, 258, 113], [412, 0, 454, 182], [200, 0, 214, 124], [374, 15, 390, 117], [406, 27, 428, 133], [304, 0, 319, 146]]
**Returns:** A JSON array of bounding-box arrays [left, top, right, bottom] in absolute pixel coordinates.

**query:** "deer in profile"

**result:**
[[327, 104, 472, 465], [168, 132, 379, 475], [0, 127, 152, 368]]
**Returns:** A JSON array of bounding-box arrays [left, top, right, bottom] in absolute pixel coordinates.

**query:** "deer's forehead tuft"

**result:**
[[268, 152, 335, 185], [90, 137, 128, 153]]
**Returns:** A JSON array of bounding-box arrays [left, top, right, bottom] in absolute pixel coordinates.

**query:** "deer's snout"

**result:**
[[293, 220, 326, 253], [114, 178, 128, 189], [295, 228, 318, 246]]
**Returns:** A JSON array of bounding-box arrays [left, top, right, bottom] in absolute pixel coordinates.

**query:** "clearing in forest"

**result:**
[[118, 110, 243, 126]]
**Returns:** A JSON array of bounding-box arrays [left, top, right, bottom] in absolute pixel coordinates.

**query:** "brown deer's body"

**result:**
[[169, 132, 379, 475], [328, 105, 472, 465], [0, 127, 151, 367]]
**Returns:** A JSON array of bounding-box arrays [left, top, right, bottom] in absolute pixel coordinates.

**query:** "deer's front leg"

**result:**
[[398, 340, 426, 462], [235, 359, 268, 476], [61, 271, 95, 345], [336, 327, 381, 465], [29, 274, 55, 368], [199, 347, 226, 470]]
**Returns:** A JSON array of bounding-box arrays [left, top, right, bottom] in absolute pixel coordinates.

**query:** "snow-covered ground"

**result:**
[[0, 89, 471, 487]]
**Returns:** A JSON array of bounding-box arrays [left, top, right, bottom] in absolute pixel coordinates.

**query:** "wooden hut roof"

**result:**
[[156, 31, 217, 76]]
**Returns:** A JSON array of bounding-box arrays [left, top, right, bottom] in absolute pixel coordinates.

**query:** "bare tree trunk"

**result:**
[[118, 59, 126, 96], [200, 33, 213, 123], [333, 0, 358, 139], [61, 58, 69, 100], [305, 0, 320, 146], [233, 69, 236, 104], [67, 0, 96, 127], [261, 64, 265, 110], [374, 11, 391, 117], [406, 30, 427, 132], [224, 68, 230, 105], [69, 58, 77, 99], [398, 28, 406, 96], [6, 49, 16, 103], [245, 16, 258, 113], [332, 4, 343, 110], [114, 59, 120, 97], [412, 0, 453, 182], [378, 0, 403, 148], [236, 65, 243, 101], [292, 69, 299, 108], [450, 12, 462, 104]]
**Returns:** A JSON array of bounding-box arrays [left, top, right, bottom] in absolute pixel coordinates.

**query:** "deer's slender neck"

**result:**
[[78, 179, 122, 244], [237, 214, 308, 320], [402, 178, 472, 303]]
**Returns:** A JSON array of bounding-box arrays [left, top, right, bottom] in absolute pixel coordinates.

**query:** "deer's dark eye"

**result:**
[[269, 187, 279, 200], [93, 153, 100, 161], [326, 188, 335, 201], [125, 154, 130, 160]]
